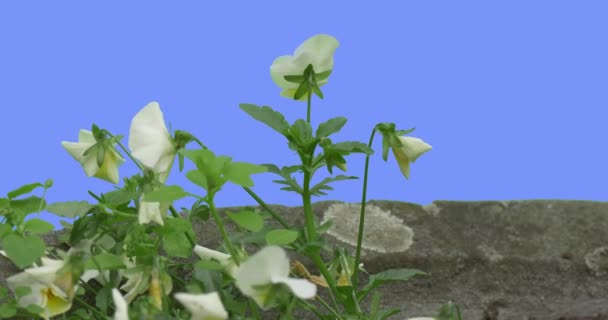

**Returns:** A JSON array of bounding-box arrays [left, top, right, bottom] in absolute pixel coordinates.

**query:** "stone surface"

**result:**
[[2, 200, 608, 320]]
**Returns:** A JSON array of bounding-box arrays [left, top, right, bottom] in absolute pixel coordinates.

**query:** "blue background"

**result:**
[[1, 1, 607, 229]]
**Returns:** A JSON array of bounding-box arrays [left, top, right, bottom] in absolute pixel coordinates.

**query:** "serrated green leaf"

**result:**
[[226, 210, 264, 232], [23, 218, 54, 234], [7, 182, 44, 200], [266, 229, 299, 246], [223, 162, 267, 188], [144, 185, 188, 202], [85, 252, 126, 270], [3, 234, 45, 268], [239, 104, 290, 136], [316, 117, 347, 139], [46, 201, 93, 218], [332, 141, 374, 155]]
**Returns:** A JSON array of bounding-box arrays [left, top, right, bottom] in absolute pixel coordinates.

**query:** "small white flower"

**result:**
[[6, 257, 98, 320], [193, 245, 237, 276], [174, 292, 228, 320], [112, 289, 129, 320], [234, 246, 316, 309], [129, 101, 176, 184], [270, 34, 339, 101], [137, 195, 169, 226], [62, 129, 125, 184], [391, 136, 432, 179]]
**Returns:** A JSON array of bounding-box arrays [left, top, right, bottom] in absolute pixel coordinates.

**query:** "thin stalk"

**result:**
[[208, 196, 240, 265], [106, 131, 145, 173], [315, 296, 345, 320], [242, 186, 291, 230], [351, 129, 377, 289]]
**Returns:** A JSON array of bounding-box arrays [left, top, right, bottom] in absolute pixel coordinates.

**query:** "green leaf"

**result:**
[[0, 299, 17, 318], [95, 287, 112, 313], [266, 229, 299, 246], [102, 189, 136, 206], [315, 69, 332, 81], [25, 304, 44, 315], [96, 143, 105, 167], [85, 252, 126, 270], [290, 119, 314, 149], [23, 218, 54, 234], [144, 185, 188, 202], [186, 170, 208, 190], [316, 117, 347, 139], [10, 196, 45, 215], [382, 134, 390, 162], [239, 104, 290, 136], [332, 141, 374, 155], [310, 175, 358, 197], [2, 234, 45, 268], [14, 286, 31, 298], [161, 218, 195, 258], [359, 268, 426, 301], [195, 260, 224, 271], [226, 210, 264, 232], [7, 182, 43, 200], [262, 164, 303, 195], [0, 224, 12, 238], [46, 201, 93, 218], [223, 162, 267, 188]]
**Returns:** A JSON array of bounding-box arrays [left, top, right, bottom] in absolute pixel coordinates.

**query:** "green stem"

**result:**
[[242, 187, 291, 230], [208, 196, 240, 265], [352, 129, 377, 289], [306, 85, 312, 123], [73, 295, 107, 319], [315, 295, 345, 320], [302, 170, 316, 242], [106, 131, 145, 173]]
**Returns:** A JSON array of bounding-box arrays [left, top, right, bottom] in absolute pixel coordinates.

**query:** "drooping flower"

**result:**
[[270, 34, 339, 100], [174, 292, 229, 320], [137, 195, 169, 226], [61, 129, 125, 184], [112, 289, 129, 320], [234, 246, 316, 309], [129, 101, 177, 184], [390, 136, 432, 179], [6, 257, 98, 320]]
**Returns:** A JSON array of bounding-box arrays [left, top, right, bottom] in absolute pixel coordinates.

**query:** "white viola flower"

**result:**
[[174, 292, 228, 320], [194, 245, 237, 276], [234, 246, 316, 309], [137, 195, 169, 226], [6, 257, 98, 320], [129, 101, 177, 184], [391, 136, 432, 179], [270, 34, 339, 101], [62, 129, 125, 184], [112, 289, 129, 320]]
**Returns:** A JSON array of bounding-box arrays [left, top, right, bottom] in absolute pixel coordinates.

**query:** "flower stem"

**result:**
[[242, 187, 291, 230], [351, 128, 377, 289], [207, 196, 240, 265], [106, 131, 145, 173]]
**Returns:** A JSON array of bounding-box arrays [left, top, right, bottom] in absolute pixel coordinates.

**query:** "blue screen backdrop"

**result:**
[[1, 1, 607, 229]]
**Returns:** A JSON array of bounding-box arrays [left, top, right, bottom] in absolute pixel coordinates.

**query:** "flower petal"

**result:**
[[174, 292, 228, 320], [234, 246, 290, 298], [129, 102, 176, 183], [112, 289, 129, 320], [398, 136, 432, 163], [138, 196, 166, 226], [271, 276, 317, 299]]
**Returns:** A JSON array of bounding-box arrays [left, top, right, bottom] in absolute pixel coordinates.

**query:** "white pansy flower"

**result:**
[[270, 34, 339, 101], [234, 246, 316, 309], [6, 257, 98, 320], [137, 195, 169, 226], [391, 136, 432, 179], [62, 129, 125, 184], [174, 292, 228, 320], [194, 245, 237, 276], [112, 289, 129, 320], [129, 101, 176, 184]]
